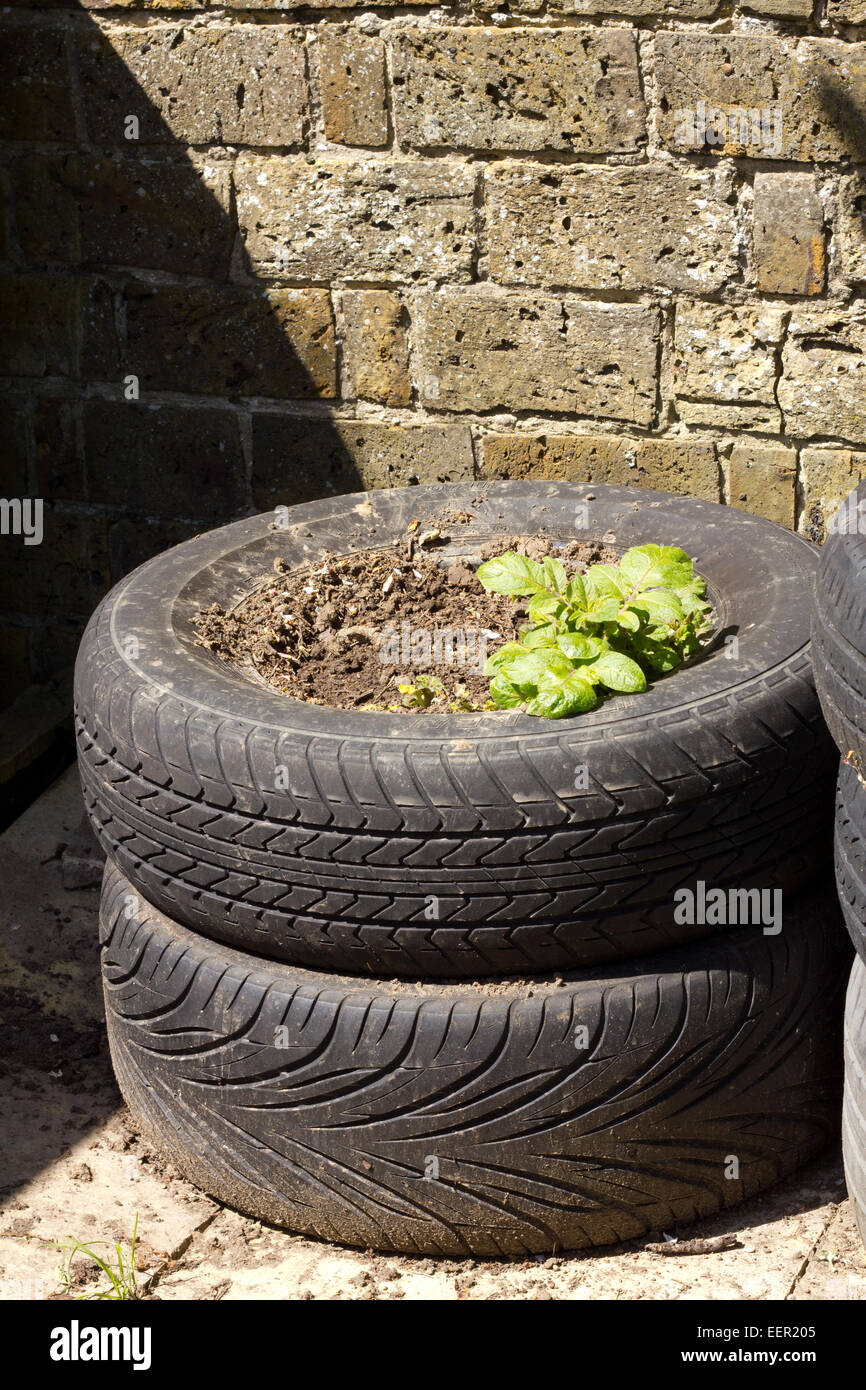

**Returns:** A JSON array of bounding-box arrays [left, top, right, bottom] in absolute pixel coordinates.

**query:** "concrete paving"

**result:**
[[1, 767, 864, 1301]]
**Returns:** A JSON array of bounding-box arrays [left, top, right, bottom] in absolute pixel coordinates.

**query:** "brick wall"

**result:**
[[3, 0, 866, 706]]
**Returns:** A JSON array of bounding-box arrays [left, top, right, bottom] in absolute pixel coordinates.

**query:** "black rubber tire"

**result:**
[[77, 481, 834, 979], [101, 859, 849, 1258], [812, 477, 866, 769], [835, 761, 866, 965], [843, 956, 866, 1250]]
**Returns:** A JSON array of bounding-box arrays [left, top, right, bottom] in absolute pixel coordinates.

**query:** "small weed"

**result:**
[[398, 674, 445, 709], [45, 1214, 141, 1301]]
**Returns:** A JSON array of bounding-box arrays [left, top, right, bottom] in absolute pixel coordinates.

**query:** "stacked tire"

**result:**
[[76, 482, 849, 1257], [812, 477, 866, 1249]]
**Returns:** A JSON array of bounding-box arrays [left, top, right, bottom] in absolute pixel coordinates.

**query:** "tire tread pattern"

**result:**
[[78, 587, 834, 976], [102, 860, 848, 1257]]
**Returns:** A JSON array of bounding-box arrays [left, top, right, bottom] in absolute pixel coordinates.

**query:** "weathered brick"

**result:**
[[33, 400, 83, 502], [126, 285, 336, 399], [83, 403, 248, 518], [392, 28, 645, 154], [413, 290, 659, 424], [0, 508, 110, 619], [673, 302, 787, 431], [729, 442, 797, 528], [341, 291, 410, 407], [78, 25, 307, 145], [235, 156, 475, 282], [527, 0, 718, 12], [11, 153, 233, 279], [320, 31, 388, 148], [656, 34, 866, 163], [753, 173, 824, 296], [779, 309, 866, 442], [800, 448, 866, 542], [80, 278, 122, 382], [486, 163, 737, 294], [79, 0, 195, 7], [478, 433, 720, 501], [0, 0, 70, 8], [739, 0, 813, 15], [251, 417, 474, 508], [0, 25, 75, 141], [0, 402, 30, 497], [838, 173, 866, 287], [224, 0, 404, 6], [0, 176, 8, 264], [0, 276, 118, 380], [827, 0, 866, 18], [0, 276, 76, 378]]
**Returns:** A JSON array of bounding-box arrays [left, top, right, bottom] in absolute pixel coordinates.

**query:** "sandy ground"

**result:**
[[1, 767, 865, 1302]]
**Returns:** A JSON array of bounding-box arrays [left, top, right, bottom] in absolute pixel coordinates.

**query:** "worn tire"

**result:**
[[77, 482, 834, 979], [102, 859, 848, 1258], [813, 477, 866, 769], [835, 761, 866, 964], [844, 956, 866, 1249]]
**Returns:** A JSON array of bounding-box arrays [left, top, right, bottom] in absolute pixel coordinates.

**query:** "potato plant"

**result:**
[[477, 544, 713, 719]]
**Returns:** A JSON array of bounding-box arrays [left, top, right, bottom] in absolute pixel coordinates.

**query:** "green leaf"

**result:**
[[526, 671, 598, 719], [634, 637, 681, 673], [521, 624, 558, 651], [537, 653, 577, 682], [489, 673, 524, 708], [585, 565, 625, 602], [541, 556, 568, 596], [620, 544, 694, 592], [478, 541, 711, 720], [566, 573, 587, 608], [663, 545, 692, 564], [584, 596, 621, 625], [500, 654, 545, 691], [675, 577, 712, 627], [503, 650, 573, 693], [477, 552, 544, 597], [528, 591, 564, 624], [615, 607, 642, 633], [629, 589, 685, 628], [483, 642, 527, 676], [557, 632, 606, 661], [584, 650, 647, 694], [676, 575, 707, 603]]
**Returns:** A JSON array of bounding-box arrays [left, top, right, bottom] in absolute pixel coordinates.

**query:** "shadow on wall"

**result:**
[[0, 4, 360, 710], [814, 76, 866, 166]]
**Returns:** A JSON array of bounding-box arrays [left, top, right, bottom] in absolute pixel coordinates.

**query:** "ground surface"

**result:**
[[1, 767, 865, 1302], [194, 532, 618, 713]]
